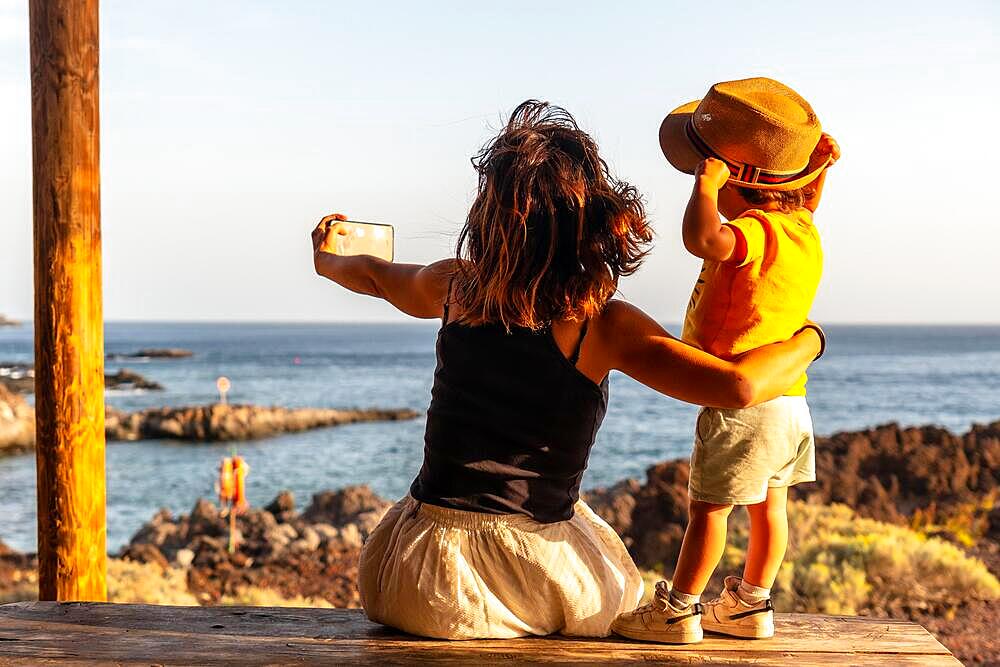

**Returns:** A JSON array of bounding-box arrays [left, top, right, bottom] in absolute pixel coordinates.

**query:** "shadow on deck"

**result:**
[[0, 601, 959, 665]]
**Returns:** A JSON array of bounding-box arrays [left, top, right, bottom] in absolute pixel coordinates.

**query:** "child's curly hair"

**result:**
[[737, 183, 817, 213], [454, 100, 652, 330]]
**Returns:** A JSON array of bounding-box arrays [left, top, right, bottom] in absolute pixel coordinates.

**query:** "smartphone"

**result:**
[[332, 220, 394, 262]]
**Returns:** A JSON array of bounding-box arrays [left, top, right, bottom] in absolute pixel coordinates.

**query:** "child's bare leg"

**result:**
[[743, 486, 788, 589], [671, 500, 733, 601]]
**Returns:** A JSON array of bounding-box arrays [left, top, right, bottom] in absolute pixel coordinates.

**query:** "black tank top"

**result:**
[[410, 299, 609, 524]]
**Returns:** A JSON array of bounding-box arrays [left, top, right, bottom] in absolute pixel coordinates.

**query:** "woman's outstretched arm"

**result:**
[[595, 300, 821, 408], [311, 214, 453, 319]]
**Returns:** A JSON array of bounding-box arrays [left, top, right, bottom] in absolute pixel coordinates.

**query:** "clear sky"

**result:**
[[1, 1, 998, 323]]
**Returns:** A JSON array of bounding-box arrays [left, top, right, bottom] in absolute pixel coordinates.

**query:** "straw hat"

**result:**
[[659, 77, 830, 191]]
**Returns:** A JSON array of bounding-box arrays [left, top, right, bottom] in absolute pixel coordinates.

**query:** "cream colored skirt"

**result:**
[[358, 496, 643, 639]]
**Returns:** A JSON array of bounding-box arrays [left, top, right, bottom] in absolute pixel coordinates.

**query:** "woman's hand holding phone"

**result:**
[[312, 213, 349, 256], [312, 213, 394, 262]]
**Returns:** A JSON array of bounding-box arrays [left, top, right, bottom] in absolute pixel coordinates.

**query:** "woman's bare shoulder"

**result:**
[[594, 299, 673, 339], [419, 259, 461, 296], [424, 258, 461, 279]]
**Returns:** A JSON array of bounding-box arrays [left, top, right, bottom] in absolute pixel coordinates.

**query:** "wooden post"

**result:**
[[29, 0, 107, 601]]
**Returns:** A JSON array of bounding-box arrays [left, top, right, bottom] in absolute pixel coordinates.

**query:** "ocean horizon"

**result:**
[[2, 321, 999, 553]]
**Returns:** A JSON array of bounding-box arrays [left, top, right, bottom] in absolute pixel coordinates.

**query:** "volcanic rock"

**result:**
[[109, 348, 194, 359], [300, 485, 392, 539], [124, 488, 395, 607], [104, 404, 419, 442], [0, 363, 34, 394], [2, 364, 163, 395], [586, 420, 1000, 571], [188, 499, 227, 538], [794, 421, 1000, 524], [120, 543, 169, 571], [105, 369, 163, 391], [0, 385, 34, 456], [264, 490, 296, 523]]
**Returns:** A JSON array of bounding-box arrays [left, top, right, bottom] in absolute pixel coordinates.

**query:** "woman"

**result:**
[[311, 101, 822, 639]]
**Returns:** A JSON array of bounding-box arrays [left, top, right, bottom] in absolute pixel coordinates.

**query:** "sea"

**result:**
[[1, 322, 999, 553]]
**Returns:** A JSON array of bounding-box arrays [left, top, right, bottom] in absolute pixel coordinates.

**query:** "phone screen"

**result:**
[[334, 220, 394, 262]]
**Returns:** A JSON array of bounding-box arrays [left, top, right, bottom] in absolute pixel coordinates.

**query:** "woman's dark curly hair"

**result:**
[[454, 100, 652, 330]]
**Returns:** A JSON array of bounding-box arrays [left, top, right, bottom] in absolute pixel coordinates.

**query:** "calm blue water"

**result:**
[[1, 322, 998, 552]]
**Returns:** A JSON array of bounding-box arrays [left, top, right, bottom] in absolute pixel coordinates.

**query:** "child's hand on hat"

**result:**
[[695, 158, 731, 191], [814, 133, 841, 167]]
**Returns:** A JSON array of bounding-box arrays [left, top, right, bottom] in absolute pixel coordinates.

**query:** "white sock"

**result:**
[[668, 587, 700, 610], [737, 580, 771, 604]]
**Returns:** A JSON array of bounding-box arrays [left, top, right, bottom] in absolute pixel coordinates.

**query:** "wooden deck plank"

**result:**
[[0, 602, 960, 665]]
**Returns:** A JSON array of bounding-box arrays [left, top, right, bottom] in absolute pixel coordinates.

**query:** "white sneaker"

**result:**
[[611, 581, 704, 644], [701, 576, 775, 639]]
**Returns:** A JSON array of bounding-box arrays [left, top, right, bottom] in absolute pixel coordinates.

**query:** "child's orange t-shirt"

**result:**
[[681, 208, 823, 396]]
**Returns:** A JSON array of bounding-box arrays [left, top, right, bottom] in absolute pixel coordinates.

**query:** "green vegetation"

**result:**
[[722, 501, 1000, 616], [642, 501, 999, 617]]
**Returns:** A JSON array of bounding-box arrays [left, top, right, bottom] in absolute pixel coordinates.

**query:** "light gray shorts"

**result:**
[[688, 396, 816, 506]]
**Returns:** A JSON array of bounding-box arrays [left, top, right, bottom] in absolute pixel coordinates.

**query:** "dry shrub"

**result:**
[[106, 559, 199, 606], [3, 559, 198, 606], [909, 491, 996, 547], [0, 576, 36, 604], [719, 501, 1000, 617], [219, 586, 333, 608]]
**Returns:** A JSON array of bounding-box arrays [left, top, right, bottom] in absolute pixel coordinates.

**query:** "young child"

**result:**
[[613, 77, 838, 644]]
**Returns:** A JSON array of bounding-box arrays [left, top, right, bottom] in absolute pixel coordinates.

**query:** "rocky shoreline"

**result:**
[[584, 420, 1000, 570], [106, 369, 164, 391], [0, 387, 419, 455], [1, 363, 163, 395], [122, 486, 390, 606], [2, 419, 998, 662], [0, 386, 34, 457], [107, 348, 194, 360], [104, 404, 419, 442], [0, 357, 417, 454]]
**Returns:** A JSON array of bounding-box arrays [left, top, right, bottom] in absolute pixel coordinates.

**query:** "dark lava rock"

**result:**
[[2, 364, 164, 395], [109, 348, 194, 359], [301, 485, 393, 538], [794, 421, 1000, 524], [188, 499, 227, 539], [121, 543, 169, 571], [104, 403, 419, 442], [0, 384, 34, 456], [265, 490, 296, 523], [586, 420, 1000, 571], [0, 363, 34, 394], [105, 369, 163, 391], [124, 484, 395, 608]]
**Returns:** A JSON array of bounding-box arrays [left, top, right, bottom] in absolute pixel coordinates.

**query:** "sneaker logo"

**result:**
[[664, 604, 703, 625], [729, 600, 774, 620]]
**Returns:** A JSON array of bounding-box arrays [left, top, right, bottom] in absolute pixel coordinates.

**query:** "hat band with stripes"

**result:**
[[684, 119, 810, 186]]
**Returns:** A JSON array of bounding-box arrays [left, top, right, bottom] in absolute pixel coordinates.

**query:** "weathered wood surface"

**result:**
[[29, 0, 107, 600], [29, 0, 107, 601], [0, 602, 959, 665]]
